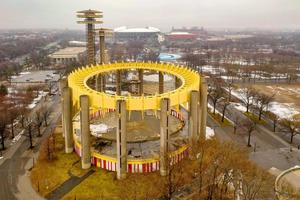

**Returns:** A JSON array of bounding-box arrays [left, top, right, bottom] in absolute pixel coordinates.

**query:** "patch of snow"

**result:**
[[206, 127, 215, 139], [19, 72, 31, 75], [221, 76, 240, 80], [27, 91, 48, 109], [10, 130, 24, 145], [104, 90, 129, 96], [268, 102, 300, 119], [200, 65, 225, 75], [231, 102, 247, 112], [230, 89, 244, 100], [144, 74, 172, 82], [90, 124, 109, 137], [127, 72, 138, 81]]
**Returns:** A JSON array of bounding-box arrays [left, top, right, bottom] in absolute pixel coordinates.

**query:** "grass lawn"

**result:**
[[61, 170, 166, 200], [30, 127, 82, 196], [31, 126, 194, 200], [209, 111, 232, 126], [243, 112, 267, 125]]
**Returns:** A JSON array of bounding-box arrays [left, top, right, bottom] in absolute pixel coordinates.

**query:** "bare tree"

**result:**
[[45, 133, 56, 160], [27, 122, 34, 149], [280, 117, 300, 143], [162, 155, 184, 200], [7, 107, 19, 139], [47, 81, 55, 95], [254, 93, 274, 120], [40, 105, 52, 127], [243, 119, 256, 147], [0, 113, 7, 150], [267, 112, 279, 132], [220, 99, 230, 123], [240, 87, 257, 113], [232, 114, 242, 134], [240, 167, 274, 200], [33, 109, 44, 137], [208, 78, 224, 114], [225, 81, 234, 102]]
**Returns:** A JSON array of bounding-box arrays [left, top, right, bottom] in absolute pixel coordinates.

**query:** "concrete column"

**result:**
[[200, 79, 208, 140], [63, 87, 73, 153], [139, 69, 144, 95], [116, 70, 121, 95], [95, 75, 103, 92], [159, 72, 164, 94], [160, 98, 170, 176], [175, 76, 181, 89], [59, 79, 68, 95], [59, 79, 68, 138], [80, 95, 91, 169], [116, 100, 127, 180], [102, 73, 106, 92], [99, 33, 105, 64], [189, 90, 199, 153]]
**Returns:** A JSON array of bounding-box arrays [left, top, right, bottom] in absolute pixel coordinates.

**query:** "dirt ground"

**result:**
[[239, 83, 300, 107]]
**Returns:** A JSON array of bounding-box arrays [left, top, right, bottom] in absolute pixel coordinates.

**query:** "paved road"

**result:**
[[0, 93, 60, 200]]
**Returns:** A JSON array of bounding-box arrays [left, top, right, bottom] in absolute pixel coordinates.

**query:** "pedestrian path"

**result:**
[[45, 170, 95, 200]]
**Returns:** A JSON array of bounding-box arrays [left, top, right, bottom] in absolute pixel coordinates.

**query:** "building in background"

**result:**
[[166, 32, 198, 42], [49, 47, 86, 65], [171, 26, 208, 38], [10, 70, 60, 87], [114, 26, 161, 42], [68, 41, 87, 47]]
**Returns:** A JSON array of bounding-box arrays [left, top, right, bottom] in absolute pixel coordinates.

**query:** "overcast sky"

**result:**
[[1, 0, 300, 31]]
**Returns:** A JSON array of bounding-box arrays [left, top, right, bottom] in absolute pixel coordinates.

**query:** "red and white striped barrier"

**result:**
[[74, 141, 188, 173], [170, 109, 184, 122], [73, 109, 188, 173], [90, 108, 115, 120], [92, 157, 117, 171]]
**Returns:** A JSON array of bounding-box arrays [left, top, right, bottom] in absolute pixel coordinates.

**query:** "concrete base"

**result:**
[[81, 162, 91, 170], [160, 169, 167, 176], [65, 147, 73, 154]]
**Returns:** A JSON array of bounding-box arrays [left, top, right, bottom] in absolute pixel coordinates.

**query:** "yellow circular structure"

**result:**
[[68, 61, 201, 112]]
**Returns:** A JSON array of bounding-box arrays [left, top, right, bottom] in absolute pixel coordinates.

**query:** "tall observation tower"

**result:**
[[77, 9, 103, 65]]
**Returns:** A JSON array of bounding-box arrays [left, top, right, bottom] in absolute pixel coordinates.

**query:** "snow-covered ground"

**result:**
[[230, 89, 300, 119], [268, 102, 300, 119], [144, 74, 173, 82], [27, 91, 48, 109], [231, 102, 247, 113], [10, 130, 24, 146], [206, 126, 215, 139], [90, 124, 109, 137], [105, 90, 129, 96], [200, 65, 225, 75]]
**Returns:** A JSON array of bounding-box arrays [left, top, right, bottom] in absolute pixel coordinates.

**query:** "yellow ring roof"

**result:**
[[68, 61, 200, 111]]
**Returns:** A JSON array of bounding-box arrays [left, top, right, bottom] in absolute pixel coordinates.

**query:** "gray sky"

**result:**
[[1, 0, 300, 31]]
